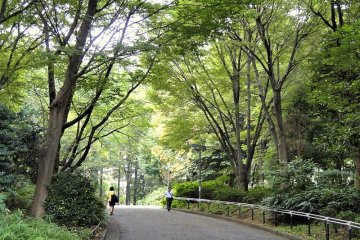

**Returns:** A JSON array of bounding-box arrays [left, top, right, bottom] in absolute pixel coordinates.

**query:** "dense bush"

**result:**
[[174, 180, 271, 203], [0, 212, 87, 240], [45, 171, 105, 227], [0, 105, 43, 184], [0, 172, 34, 213], [264, 157, 360, 221], [0, 193, 8, 213], [268, 158, 317, 192], [138, 186, 167, 205], [5, 183, 35, 213], [263, 187, 360, 218]]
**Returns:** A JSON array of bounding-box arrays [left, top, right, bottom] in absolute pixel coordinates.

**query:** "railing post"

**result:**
[[325, 218, 330, 240], [348, 222, 352, 240], [263, 209, 265, 224], [307, 214, 311, 236], [176, 196, 360, 240]]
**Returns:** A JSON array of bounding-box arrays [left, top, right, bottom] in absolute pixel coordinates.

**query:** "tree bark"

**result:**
[[30, 0, 97, 217], [117, 167, 121, 203], [125, 157, 132, 205], [133, 161, 138, 205], [273, 89, 289, 163], [99, 168, 103, 198]]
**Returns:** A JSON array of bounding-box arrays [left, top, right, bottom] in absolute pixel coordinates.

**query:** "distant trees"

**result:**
[[147, 0, 360, 190], [148, 0, 319, 190]]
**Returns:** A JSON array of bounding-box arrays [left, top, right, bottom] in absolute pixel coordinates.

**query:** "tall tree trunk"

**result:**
[[31, 103, 69, 217], [246, 53, 251, 187], [273, 90, 289, 163], [140, 174, 145, 197], [30, 0, 97, 217], [233, 77, 246, 190], [99, 168, 103, 198], [0, 0, 7, 21], [117, 167, 121, 204], [133, 162, 138, 205], [251, 57, 279, 160], [125, 157, 131, 205]]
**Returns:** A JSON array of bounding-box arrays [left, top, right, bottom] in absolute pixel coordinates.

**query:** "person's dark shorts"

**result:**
[[109, 201, 115, 207]]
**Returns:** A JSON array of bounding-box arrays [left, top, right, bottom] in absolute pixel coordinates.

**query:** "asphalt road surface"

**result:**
[[105, 205, 287, 240]]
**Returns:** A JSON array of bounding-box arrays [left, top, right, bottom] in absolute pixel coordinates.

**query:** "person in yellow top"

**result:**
[[107, 186, 117, 215]]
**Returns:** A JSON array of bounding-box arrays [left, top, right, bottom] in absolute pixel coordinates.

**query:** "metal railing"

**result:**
[[174, 197, 360, 240], [90, 220, 104, 238]]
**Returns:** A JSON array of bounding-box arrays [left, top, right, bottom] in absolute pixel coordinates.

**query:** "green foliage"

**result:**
[[0, 193, 8, 213], [174, 180, 271, 203], [263, 187, 360, 215], [138, 186, 166, 205], [0, 212, 86, 240], [0, 104, 43, 184], [304, 20, 360, 167], [170, 199, 187, 209], [268, 157, 317, 192], [316, 169, 353, 188], [0, 172, 17, 193], [45, 171, 105, 227], [174, 181, 200, 198], [0, 172, 35, 212], [336, 211, 359, 222], [244, 186, 272, 204], [5, 183, 35, 213], [264, 156, 360, 218]]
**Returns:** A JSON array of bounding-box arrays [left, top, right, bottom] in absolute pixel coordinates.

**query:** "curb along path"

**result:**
[[105, 205, 291, 240]]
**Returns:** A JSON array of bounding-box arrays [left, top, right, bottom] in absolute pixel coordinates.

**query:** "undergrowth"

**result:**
[[175, 201, 360, 240], [0, 211, 89, 240]]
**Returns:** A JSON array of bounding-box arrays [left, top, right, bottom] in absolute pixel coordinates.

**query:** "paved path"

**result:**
[[105, 205, 288, 240]]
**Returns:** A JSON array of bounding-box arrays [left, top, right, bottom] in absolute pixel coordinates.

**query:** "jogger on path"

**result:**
[[164, 186, 174, 211]]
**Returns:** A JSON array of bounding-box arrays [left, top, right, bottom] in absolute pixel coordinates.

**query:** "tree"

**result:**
[[0, 0, 41, 105], [30, 0, 167, 217], [306, 20, 360, 188], [146, 0, 319, 190], [30, 0, 99, 217]]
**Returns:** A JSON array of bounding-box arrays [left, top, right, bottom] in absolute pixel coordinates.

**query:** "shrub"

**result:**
[[138, 186, 166, 205], [336, 211, 358, 221], [213, 187, 245, 202], [174, 181, 198, 198], [0, 193, 8, 213], [245, 186, 272, 203], [171, 199, 187, 209], [263, 187, 360, 215], [174, 180, 271, 203], [5, 183, 35, 213], [45, 171, 105, 227], [268, 157, 317, 192]]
